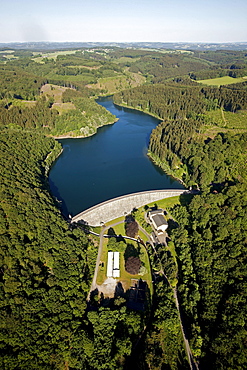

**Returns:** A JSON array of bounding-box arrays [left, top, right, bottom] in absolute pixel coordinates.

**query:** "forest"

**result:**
[[0, 45, 247, 369]]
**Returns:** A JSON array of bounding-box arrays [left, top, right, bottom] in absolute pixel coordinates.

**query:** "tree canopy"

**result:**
[[1, 45, 247, 370]]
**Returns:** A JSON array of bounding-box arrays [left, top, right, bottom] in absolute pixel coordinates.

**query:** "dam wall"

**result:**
[[71, 189, 187, 226]]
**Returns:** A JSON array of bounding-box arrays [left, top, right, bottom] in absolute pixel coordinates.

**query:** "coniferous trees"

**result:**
[[1, 45, 247, 369]]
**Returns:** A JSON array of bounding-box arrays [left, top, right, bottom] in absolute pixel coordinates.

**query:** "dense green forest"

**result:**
[[113, 49, 247, 369], [1, 46, 247, 369], [0, 129, 150, 369]]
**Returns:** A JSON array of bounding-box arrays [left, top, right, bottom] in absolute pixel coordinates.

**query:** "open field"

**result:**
[[0, 50, 18, 61], [33, 49, 80, 63], [197, 75, 247, 86], [0, 50, 15, 53]]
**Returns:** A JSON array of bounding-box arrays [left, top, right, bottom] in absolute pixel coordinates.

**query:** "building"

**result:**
[[107, 251, 120, 278], [107, 251, 114, 277], [148, 209, 168, 234]]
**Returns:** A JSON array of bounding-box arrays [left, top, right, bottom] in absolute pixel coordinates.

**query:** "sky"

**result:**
[[1, 0, 247, 44]]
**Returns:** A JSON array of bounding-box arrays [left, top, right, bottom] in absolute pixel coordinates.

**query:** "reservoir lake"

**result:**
[[49, 97, 184, 217]]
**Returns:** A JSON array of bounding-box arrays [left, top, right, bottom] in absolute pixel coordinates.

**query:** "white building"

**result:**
[[107, 251, 120, 278], [107, 251, 114, 277], [148, 209, 168, 234]]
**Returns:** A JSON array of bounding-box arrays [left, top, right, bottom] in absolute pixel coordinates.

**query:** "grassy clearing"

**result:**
[[33, 49, 80, 63], [0, 50, 17, 60], [223, 110, 247, 129], [0, 50, 15, 54], [40, 84, 76, 113], [139, 229, 149, 243], [87, 75, 130, 94], [203, 108, 247, 136], [3, 99, 37, 108], [52, 102, 76, 114], [47, 73, 95, 84], [41, 84, 68, 102], [67, 65, 102, 70], [87, 72, 145, 95], [96, 231, 152, 293], [114, 57, 140, 64], [119, 241, 152, 293], [197, 75, 247, 86], [90, 226, 102, 234]]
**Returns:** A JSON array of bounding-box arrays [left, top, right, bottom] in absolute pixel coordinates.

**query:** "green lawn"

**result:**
[[197, 75, 247, 86], [96, 237, 109, 285], [149, 195, 181, 209], [105, 216, 125, 228], [96, 221, 152, 294]]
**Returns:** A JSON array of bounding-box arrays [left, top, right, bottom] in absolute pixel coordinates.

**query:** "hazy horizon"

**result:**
[[1, 0, 247, 44], [0, 41, 246, 45]]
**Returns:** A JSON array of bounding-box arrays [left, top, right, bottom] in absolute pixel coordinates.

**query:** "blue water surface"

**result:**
[[49, 97, 184, 216]]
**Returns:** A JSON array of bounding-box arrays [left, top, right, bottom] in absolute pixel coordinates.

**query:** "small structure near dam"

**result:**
[[71, 189, 187, 226]]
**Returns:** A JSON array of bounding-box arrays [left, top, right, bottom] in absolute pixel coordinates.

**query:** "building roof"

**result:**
[[149, 209, 164, 216], [149, 209, 167, 229], [107, 251, 120, 278], [152, 214, 168, 228], [107, 251, 114, 277], [113, 251, 119, 270], [113, 269, 120, 278]]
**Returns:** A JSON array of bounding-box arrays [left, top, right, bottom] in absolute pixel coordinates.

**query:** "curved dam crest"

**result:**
[[72, 189, 187, 226]]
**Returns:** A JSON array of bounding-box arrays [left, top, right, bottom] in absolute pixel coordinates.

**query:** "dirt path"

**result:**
[[221, 108, 227, 127]]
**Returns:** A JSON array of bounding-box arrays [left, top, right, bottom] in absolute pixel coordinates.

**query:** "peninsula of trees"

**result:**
[[0, 45, 247, 370]]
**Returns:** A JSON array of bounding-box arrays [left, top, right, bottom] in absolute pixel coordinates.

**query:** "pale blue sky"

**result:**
[[1, 0, 247, 43]]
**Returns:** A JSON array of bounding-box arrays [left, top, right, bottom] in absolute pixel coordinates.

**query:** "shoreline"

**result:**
[[113, 101, 162, 121], [52, 117, 119, 140], [147, 151, 187, 187], [113, 100, 186, 186]]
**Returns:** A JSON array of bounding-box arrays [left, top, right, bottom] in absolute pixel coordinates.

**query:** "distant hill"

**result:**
[[0, 41, 247, 51]]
